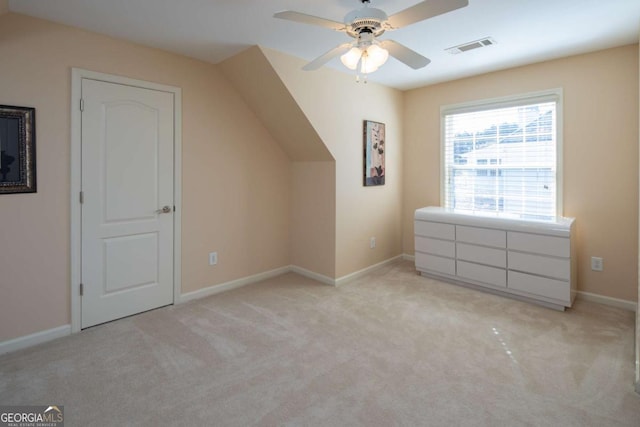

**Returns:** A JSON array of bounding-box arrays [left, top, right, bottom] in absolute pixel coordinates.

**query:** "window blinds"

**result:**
[[442, 95, 559, 221]]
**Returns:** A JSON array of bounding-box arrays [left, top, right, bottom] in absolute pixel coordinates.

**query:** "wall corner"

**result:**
[[636, 35, 640, 394]]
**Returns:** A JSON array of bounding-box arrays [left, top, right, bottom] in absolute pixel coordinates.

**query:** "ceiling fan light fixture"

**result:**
[[340, 47, 362, 70], [359, 44, 389, 74], [340, 43, 389, 75], [360, 59, 378, 74], [366, 43, 389, 67], [359, 51, 378, 74]]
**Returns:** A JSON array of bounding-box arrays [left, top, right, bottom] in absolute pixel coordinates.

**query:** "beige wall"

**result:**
[[0, 13, 291, 341], [404, 44, 639, 302], [219, 47, 337, 278], [263, 48, 405, 278], [291, 162, 336, 278], [636, 38, 640, 392], [0, 0, 8, 15]]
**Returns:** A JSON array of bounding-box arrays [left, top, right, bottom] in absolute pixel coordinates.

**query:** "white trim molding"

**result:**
[[0, 325, 71, 356], [576, 291, 637, 312], [70, 68, 182, 333], [290, 265, 336, 286], [334, 255, 404, 287], [440, 88, 564, 217], [178, 266, 291, 304], [180, 255, 407, 303], [402, 253, 416, 262]]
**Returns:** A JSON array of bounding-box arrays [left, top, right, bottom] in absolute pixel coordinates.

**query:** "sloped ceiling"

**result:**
[[219, 46, 333, 162]]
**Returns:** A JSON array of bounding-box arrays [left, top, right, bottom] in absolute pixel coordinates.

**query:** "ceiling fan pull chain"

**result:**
[[355, 71, 369, 84]]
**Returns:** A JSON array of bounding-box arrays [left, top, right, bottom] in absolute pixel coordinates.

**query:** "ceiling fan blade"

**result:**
[[302, 43, 353, 71], [274, 11, 346, 32], [379, 40, 431, 69], [387, 0, 468, 29]]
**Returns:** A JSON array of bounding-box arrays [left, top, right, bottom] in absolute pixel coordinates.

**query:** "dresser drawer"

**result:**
[[508, 271, 570, 302], [457, 225, 506, 248], [457, 243, 506, 268], [416, 252, 455, 276], [508, 251, 569, 280], [415, 221, 455, 240], [508, 232, 569, 257], [457, 261, 506, 287], [415, 236, 455, 258]]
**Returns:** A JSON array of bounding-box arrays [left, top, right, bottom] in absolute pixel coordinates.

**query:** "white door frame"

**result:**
[[70, 68, 182, 333]]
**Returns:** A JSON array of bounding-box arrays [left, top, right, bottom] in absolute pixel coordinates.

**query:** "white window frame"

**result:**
[[440, 88, 564, 218]]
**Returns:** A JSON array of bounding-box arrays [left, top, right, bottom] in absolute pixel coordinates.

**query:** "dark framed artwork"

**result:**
[[0, 105, 36, 193], [363, 120, 385, 186]]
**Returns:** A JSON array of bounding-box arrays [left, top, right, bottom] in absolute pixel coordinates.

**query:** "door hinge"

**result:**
[[80, 98, 84, 111], [79, 191, 84, 204], [80, 283, 84, 296]]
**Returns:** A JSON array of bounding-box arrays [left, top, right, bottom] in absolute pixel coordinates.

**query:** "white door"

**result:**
[[81, 78, 175, 328]]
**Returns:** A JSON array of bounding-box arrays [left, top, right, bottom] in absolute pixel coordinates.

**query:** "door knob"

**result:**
[[156, 205, 172, 214]]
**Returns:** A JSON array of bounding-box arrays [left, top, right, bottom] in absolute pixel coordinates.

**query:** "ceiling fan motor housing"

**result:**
[[344, 7, 388, 37]]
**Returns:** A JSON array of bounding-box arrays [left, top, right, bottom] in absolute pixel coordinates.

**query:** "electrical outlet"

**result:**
[[591, 256, 603, 272], [209, 252, 218, 266], [370, 237, 376, 249]]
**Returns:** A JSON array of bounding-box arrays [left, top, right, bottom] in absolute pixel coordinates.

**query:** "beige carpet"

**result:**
[[1, 261, 639, 426]]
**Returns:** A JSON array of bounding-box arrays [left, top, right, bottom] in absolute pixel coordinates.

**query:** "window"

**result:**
[[441, 89, 562, 221]]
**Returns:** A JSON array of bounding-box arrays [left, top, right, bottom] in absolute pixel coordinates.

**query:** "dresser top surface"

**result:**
[[415, 206, 574, 236]]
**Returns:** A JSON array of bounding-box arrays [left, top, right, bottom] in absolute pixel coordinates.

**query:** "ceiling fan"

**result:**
[[274, 0, 469, 75]]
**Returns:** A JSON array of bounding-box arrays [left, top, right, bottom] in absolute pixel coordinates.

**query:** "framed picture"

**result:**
[[363, 120, 385, 186], [0, 105, 36, 194]]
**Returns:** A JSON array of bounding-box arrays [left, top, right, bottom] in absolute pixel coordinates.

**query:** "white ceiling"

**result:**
[[8, 0, 640, 90]]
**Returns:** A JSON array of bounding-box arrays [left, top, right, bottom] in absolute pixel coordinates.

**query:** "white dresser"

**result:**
[[414, 206, 576, 310]]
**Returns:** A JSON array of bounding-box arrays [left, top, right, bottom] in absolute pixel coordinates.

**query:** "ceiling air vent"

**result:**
[[446, 37, 496, 54]]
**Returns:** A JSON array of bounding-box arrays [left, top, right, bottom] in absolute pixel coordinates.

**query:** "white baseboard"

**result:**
[[576, 291, 637, 312], [178, 266, 291, 304], [0, 325, 71, 356], [290, 265, 335, 286], [334, 255, 404, 287], [402, 253, 415, 262], [180, 255, 408, 300]]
